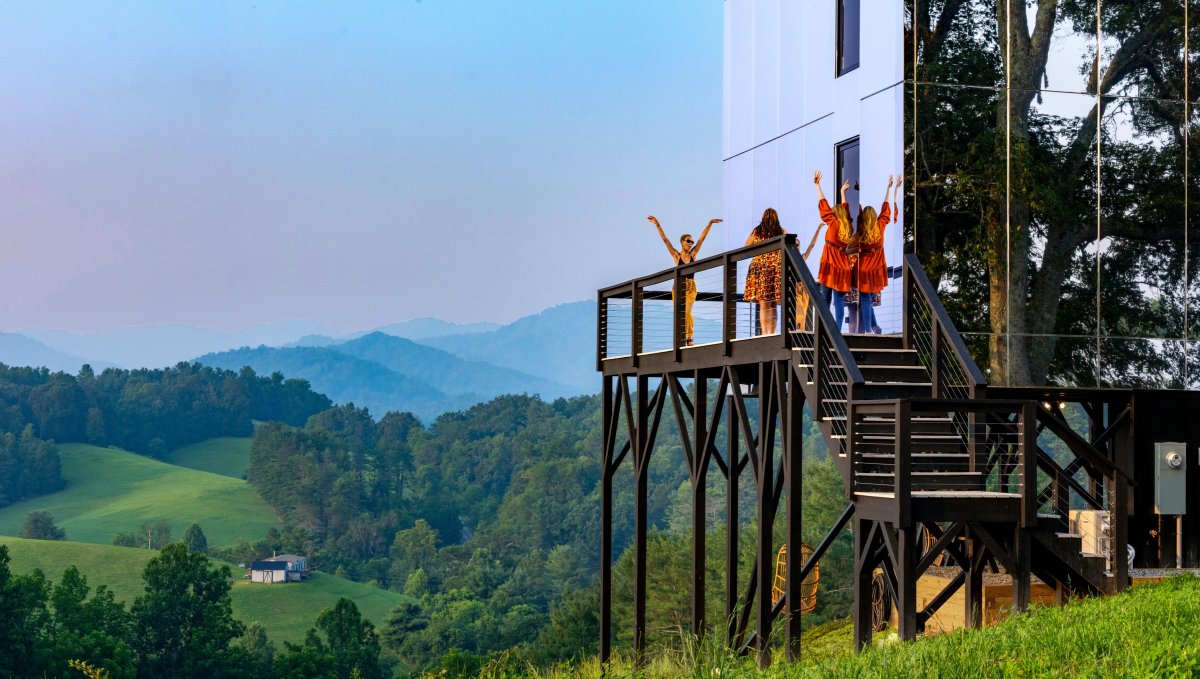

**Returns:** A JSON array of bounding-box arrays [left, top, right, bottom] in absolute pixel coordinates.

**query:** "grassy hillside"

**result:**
[[0, 443, 278, 547], [229, 573, 411, 642], [531, 577, 1200, 678], [0, 536, 412, 645], [164, 437, 253, 479]]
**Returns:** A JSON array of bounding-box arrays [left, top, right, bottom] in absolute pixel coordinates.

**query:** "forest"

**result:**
[[0, 359, 852, 676], [0, 362, 330, 511], [241, 391, 850, 676]]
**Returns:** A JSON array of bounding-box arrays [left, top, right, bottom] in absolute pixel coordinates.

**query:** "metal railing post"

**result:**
[[632, 281, 643, 368], [723, 254, 734, 356], [896, 400, 912, 528], [673, 268, 684, 363], [1020, 402, 1037, 528]]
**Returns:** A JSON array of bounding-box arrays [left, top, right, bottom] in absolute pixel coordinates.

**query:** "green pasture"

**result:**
[[0, 443, 278, 547], [1, 536, 412, 646], [163, 437, 253, 479], [526, 576, 1200, 678]]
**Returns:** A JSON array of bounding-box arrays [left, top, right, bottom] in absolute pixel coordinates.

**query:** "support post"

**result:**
[[691, 373, 707, 637], [853, 518, 874, 651], [633, 375, 649, 666], [755, 366, 775, 669], [599, 376, 614, 665], [896, 526, 917, 640], [964, 529, 983, 629], [1012, 526, 1031, 613], [785, 362, 804, 660], [725, 391, 740, 648]]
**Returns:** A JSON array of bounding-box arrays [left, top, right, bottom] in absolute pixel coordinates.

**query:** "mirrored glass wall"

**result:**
[[905, 0, 1197, 388]]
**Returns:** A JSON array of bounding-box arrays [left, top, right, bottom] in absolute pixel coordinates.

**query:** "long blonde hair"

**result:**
[[858, 206, 880, 244], [831, 204, 852, 243]]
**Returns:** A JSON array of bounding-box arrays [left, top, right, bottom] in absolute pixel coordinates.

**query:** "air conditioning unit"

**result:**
[[1070, 509, 1111, 558]]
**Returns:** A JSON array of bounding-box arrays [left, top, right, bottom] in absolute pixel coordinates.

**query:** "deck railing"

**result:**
[[848, 399, 1037, 528], [782, 243, 865, 448], [902, 254, 988, 400], [597, 235, 863, 368]]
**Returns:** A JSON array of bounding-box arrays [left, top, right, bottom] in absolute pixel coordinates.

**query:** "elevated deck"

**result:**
[[598, 237, 1151, 666]]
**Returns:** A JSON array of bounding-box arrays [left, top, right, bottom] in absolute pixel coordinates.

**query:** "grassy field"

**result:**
[[163, 437, 253, 479], [0, 536, 413, 645], [0, 443, 278, 547], [524, 576, 1200, 678]]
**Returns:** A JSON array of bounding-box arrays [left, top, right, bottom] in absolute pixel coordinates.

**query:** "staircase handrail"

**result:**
[[783, 247, 865, 387], [902, 254, 988, 398]]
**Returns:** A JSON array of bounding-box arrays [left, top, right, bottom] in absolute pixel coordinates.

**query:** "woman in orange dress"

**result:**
[[855, 175, 899, 334], [744, 208, 787, 335], [814, 171, 854, 328]]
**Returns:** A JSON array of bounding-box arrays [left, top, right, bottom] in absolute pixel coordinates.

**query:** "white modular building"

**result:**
[[722, 0, 904, 331]]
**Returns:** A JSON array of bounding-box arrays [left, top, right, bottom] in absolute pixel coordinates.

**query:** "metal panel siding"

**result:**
[[752, 0, 781, 147], [728, 0, 757, 158], [724, 1, 906, 284]]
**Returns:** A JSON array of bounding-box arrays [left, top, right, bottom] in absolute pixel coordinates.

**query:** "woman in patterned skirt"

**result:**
[[744, 208, 787, 335]]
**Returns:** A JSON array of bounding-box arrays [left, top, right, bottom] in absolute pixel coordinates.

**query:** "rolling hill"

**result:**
[[195, 345, 470, 421], [163, 437, 253, 479], [196, 336, 574, 421], [332, 332, 573, 400], [422, 300, 597, 393], [0, 443, 279, 547], [0, 536, 413, 645]]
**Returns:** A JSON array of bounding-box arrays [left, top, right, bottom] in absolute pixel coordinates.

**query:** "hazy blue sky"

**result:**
[[0, 1, 723, 333]]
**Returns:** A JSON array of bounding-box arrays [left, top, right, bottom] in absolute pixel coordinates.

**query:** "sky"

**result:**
[[0, 1, 724, 333]]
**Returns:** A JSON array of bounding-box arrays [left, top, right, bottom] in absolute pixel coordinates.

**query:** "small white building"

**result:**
[[249, 554, 310, 584]]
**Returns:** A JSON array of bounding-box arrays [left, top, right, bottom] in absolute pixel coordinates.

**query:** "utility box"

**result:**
[[1155, 442, 1187, 515], [1071, 510, 1111, 558]]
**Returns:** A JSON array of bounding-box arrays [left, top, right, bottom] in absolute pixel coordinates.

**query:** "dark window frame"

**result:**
[[837, 0, 860, 77], [836, 137, 861, 215]]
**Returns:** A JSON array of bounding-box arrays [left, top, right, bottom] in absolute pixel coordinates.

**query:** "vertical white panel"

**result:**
[[752, 143, 781, 221], [728, 1, 756, 157], [778, 0, 806, 133], [858, 84, 905, 332], [803, 0, 836, 124], [778, 131, 815, 270], [804, 116, 837, 213], [753, 0, 781, 146], [832, 71, 861, 144], [722, 152, 756, 252], [858, 0, 904, 97], [723, 0, 733, 159]]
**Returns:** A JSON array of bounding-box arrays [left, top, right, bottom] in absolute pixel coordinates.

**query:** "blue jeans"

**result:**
[[821, 286, 846, 329], [859, 292, 878, 333]]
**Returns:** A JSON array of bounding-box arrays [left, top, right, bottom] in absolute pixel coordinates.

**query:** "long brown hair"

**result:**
[[831, 204, 852, 243], [857, 206, 880, 243], [752, 208, 783, 240]]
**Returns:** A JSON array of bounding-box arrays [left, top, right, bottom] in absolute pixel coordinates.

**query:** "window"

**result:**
[[837, 0, 860, 76], [836, 137, 861, 215]]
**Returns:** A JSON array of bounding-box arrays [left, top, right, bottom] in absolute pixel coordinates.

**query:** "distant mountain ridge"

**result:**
[[363, 317, 500, 340], [0, 333, 113, 373], [23, 320, 335, 369], [195, 334, 574, 422], [195, 345, 466, 422], [421, 301, 596, 393]]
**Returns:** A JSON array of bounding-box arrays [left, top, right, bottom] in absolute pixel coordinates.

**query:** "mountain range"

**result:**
[[1, 301, 598, 421]]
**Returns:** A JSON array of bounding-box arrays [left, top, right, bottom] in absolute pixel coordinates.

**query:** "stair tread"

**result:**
[[856, 471, 982, 477]]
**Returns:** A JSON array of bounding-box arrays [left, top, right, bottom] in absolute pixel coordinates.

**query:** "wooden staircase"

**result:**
[[782, 249, 1126, 612]]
